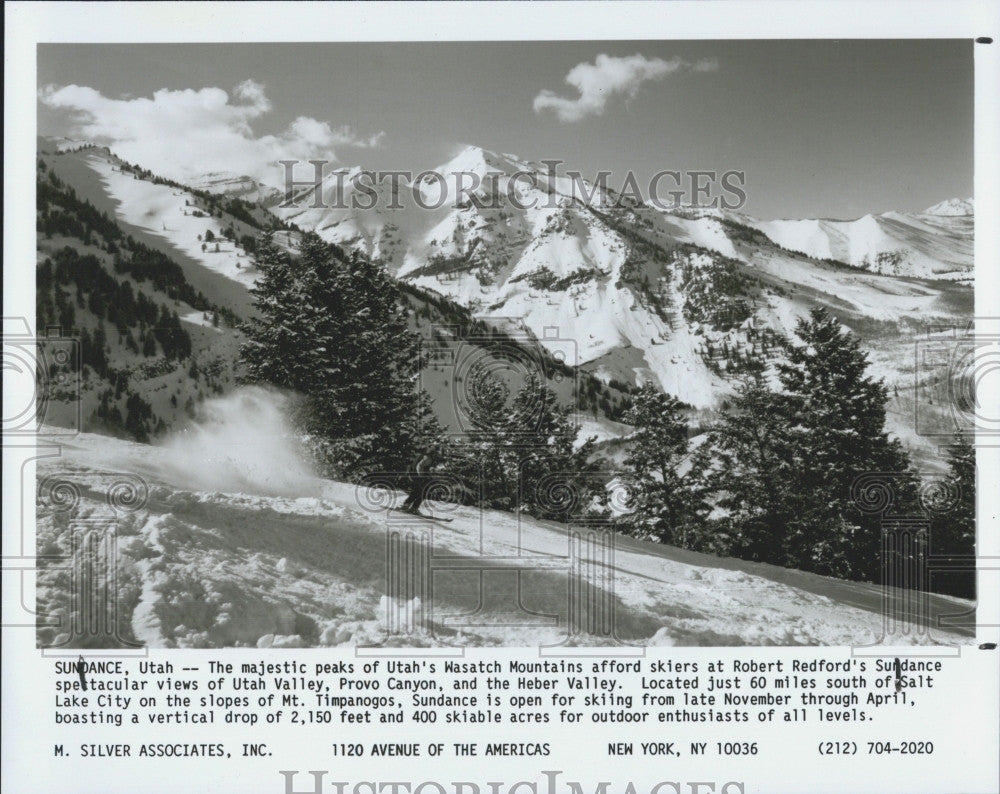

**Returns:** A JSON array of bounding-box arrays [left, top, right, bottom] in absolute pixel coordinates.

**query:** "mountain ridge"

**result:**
[[36, 138, 973, 468]]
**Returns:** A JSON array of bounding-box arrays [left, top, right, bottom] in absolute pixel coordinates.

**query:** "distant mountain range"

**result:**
[[258, 145, 972, 406], [37, 137, 973, 466]]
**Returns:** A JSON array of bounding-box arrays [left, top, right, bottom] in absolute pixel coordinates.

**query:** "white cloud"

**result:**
[[232, 79, 272, 113], [533, 53, 718, 122], [39, 81, 384, 185]]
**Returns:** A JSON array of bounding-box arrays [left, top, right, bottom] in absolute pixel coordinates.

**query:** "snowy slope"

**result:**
[[750, 201, 973, 280], [35, 391, 973, 649], [90, 158, 258, 289], [46, 144, 302, 294]]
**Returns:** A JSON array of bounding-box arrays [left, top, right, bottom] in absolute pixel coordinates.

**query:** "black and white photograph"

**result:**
[[4, 4, 1000, 793], [27, 37, 981, 650]]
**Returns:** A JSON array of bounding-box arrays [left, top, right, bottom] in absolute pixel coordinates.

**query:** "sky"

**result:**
[[38, 40, 974, 220]]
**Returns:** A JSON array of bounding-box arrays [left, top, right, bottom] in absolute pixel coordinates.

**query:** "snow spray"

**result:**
[[157, 386, 317, 497]]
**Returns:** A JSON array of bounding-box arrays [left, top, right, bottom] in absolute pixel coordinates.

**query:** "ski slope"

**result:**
[[35, 391, 974, 650]]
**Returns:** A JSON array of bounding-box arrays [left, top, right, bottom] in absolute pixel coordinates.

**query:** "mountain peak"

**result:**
[[438, 145, 531, 177], [922, 197, 974, 216]]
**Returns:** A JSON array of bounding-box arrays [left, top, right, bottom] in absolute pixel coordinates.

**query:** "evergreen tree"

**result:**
[[240, 232, 429, 477], [452, 368, 520, 510], [124, 392, 153, 442], [619, 385, 708, 544], [450, 369, 600, 518], [513, 373, 601, 521], [776, 308, 915, 580], [709, 369, 795, 563], [706, 309, 916, 582], [929, 434, 976, 598], [92, 323, 108, 378]]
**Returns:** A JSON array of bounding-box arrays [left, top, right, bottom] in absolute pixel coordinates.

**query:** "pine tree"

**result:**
[[124, 392, 152, 442], [776, 308, 914, 580], [142, 331, 157, 357], [707, 309, 917, 581], [450, 369, 599, 518], [91, 323, 109, 378], [709, 369, 795, 563], [619, 384, 707, 544], [514, 373, 601, 521], [929, 434, 976, 598], [240, 232, 429, 477], [452, 368, 520, 510]]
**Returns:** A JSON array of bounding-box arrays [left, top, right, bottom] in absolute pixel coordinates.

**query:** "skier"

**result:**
[[400, 451, 434, 515]]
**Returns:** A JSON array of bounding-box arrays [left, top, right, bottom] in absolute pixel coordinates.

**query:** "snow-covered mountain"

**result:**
[[924, 197, 974, 216], [40, 139, 973, 449], [749, 202, 973, 280], [186, 171, 283, 205], [268, 145, 973, 281], [263, 145, 973, 411]]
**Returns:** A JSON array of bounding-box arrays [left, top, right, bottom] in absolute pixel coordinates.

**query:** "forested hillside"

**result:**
[[35, 159, 245, 440]]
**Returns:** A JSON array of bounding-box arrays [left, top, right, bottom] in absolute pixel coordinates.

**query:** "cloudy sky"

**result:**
[[38, 40, 973, 219]]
